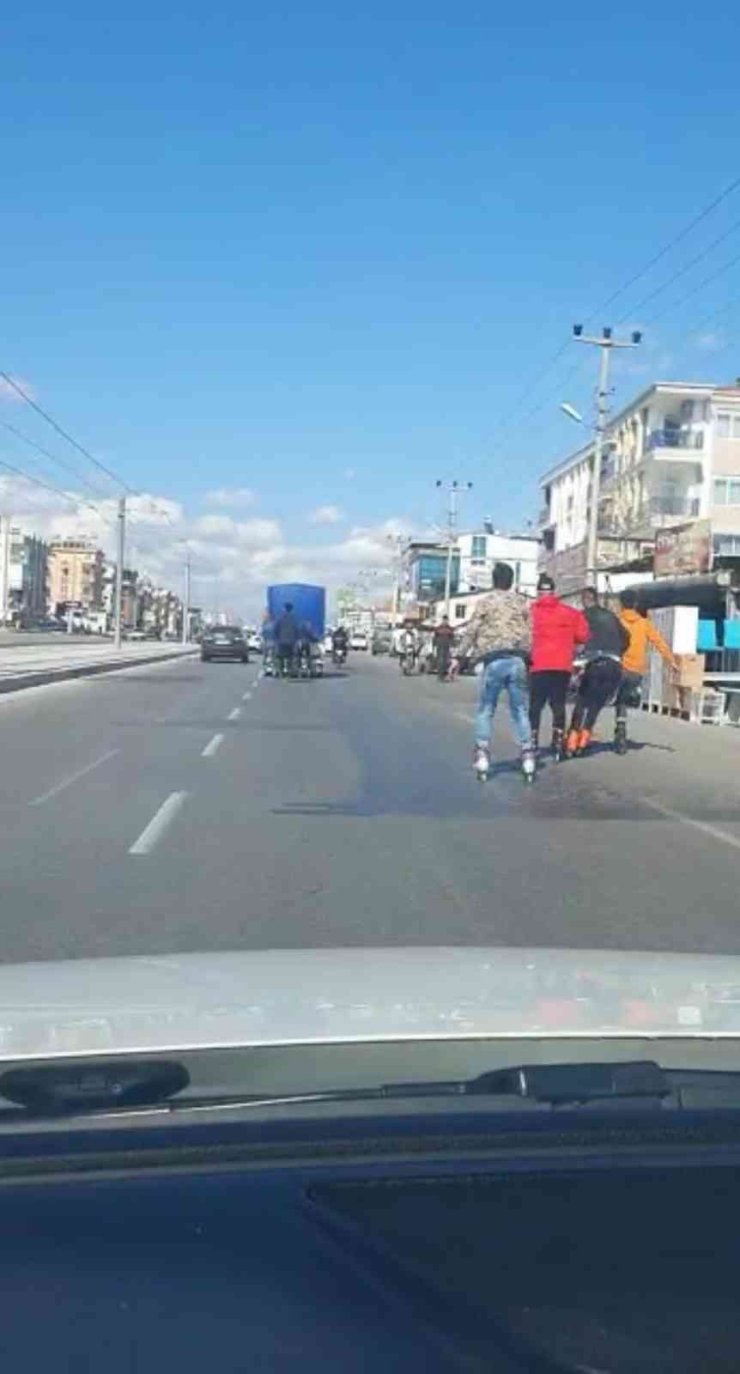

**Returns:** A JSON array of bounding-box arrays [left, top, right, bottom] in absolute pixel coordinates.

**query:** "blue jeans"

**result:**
[[474, 656, 532, 752]]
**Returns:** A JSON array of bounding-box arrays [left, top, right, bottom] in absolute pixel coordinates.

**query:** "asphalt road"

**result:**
[[0, 651, 739, 964]]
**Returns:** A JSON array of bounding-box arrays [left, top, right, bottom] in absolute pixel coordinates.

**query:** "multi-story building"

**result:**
[[402, 540, 460, 606], [539, 379, 740, 592], [0, 520, 48, 623], [401, 529, 539, 613], [47, 537, 104, 612], [455, 529, 539, 595]]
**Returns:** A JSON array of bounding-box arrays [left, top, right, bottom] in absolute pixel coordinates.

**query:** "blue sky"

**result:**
[[1, 1, 740, 605]]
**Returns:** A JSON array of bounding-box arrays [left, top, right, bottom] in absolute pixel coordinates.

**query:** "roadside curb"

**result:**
[[0, 648, 199, 696]]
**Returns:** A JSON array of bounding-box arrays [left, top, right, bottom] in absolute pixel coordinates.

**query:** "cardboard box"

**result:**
[[675, 653, 705, 689]]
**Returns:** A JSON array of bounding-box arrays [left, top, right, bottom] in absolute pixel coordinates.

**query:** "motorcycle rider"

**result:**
[[450, 562, 534, 780], [273, 602, 300, 678], [399, 623, 419, 673], [565, 587, 629, 756], [615, 590, 678, 753], [529, 573, 589, 758], [332, 624, 348, 663], [433, 615, 455, 682]]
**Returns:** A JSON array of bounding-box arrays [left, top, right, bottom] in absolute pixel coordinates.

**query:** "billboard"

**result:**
[[654, 519, 712, 579]]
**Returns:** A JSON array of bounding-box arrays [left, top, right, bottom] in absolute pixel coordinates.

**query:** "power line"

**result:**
[[0, 371, 136, 494], [643, 246, 740, 328], [593, 172, 740, 318], [484, 173, 740, 452], [0, 453, 107, 516], [0, 417, 108, 497], [616, 217, 740, 325]]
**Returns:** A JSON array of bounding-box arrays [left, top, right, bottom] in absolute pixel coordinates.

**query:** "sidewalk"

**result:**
[[0, 642, 198, 694]]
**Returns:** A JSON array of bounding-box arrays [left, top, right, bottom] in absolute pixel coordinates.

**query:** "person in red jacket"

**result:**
[[529, 574, 589, 757]]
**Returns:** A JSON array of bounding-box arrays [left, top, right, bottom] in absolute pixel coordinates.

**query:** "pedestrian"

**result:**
[[450, 562, 534, 780], [273, 601, 300, 678], [615, 589, 678, 753], [529, 573, 589, 758], [261, 611, 276, 675], [565, 587, 629, 756], [433, 615, 455, 681]]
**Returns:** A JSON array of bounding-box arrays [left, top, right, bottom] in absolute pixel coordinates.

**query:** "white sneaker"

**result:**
[[473, 746, 490, 779]]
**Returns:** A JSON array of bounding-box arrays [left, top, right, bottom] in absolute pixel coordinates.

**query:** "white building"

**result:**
[[0, 519, 48, 624], [455, 530, 539, 596], [539, 379, 740, 592]]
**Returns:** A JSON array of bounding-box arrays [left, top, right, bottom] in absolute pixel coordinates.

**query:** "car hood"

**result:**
[[0, 946, 740, 1063]]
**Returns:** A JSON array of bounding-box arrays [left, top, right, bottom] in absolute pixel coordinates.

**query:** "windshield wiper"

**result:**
[[4, 1059, 740, 1122]]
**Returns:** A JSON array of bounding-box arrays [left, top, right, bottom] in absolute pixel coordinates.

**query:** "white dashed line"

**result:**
[[201, 733, 224, 758], [242, 690, 252, 701], [28, 749, 119, 806], [642, 797, 740, 854], [129, 792, 188, 855], [227, 707, 241, 721]]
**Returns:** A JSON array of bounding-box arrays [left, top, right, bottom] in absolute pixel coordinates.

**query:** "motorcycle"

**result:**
[[332, 644, 347, 667], [400, 646, 416, 676]]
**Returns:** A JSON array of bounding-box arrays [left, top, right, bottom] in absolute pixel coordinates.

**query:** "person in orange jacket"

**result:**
[[615, 589, 678, 753]]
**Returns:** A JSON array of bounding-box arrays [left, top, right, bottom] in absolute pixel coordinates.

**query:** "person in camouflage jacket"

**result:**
[[451, 562, 534, 777]]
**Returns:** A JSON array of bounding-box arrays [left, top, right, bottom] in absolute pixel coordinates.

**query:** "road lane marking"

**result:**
[[29, 749, 119, 806], [242, 690, 252, 701], [643, 797, 740, 854], [129, 792, 188, 855], [202, 733, 224, 758], [227, 707, 241, 720]]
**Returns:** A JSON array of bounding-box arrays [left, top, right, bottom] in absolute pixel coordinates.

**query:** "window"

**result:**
[[455, 604, 467, 620], [714, 534, 740, 557], [471, 535, 487, 559], [713, 478, 740, 506], [716, 413, 740, 439]]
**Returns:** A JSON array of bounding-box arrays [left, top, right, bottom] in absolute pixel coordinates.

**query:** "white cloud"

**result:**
[[205, 486, 255, 508], [309, 504, 343, 525], [0, 375, 35, 404], [696, 331, 725, 353], [0, 469, 410, 617]]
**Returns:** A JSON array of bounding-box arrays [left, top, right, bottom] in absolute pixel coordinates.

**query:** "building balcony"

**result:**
[[646, 428, 704, 457], [647, 496, 701, 522]]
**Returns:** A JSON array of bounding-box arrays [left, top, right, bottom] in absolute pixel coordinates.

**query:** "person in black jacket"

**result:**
[[565, 588, 630, 756]]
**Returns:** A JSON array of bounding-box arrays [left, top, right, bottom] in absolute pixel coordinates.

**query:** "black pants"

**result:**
[[615, 669, 643, 722], [276, 645, 295, 676], [436, 643, 451, 679], [570, 658, 622, 732], [529, 670, 570, 735]]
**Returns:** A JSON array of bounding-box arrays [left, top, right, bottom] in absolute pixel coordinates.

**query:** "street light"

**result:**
[[560, 403, 584, 425]]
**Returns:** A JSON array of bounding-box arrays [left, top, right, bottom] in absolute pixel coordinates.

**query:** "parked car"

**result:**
[[350, 631, 369, 651], [201, 626, 249, 663]]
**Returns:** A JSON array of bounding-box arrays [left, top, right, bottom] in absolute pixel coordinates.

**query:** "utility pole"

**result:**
[[114, 494, 126, 650], [386, 534, 405, 625], [573, 325, 642, 583], [182, 551, 191, 645], [436, 479, 472, 619], [0, 515, 9, 630]]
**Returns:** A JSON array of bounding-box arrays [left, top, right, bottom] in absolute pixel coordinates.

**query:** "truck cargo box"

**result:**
[[267, 584, 326, 639]]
